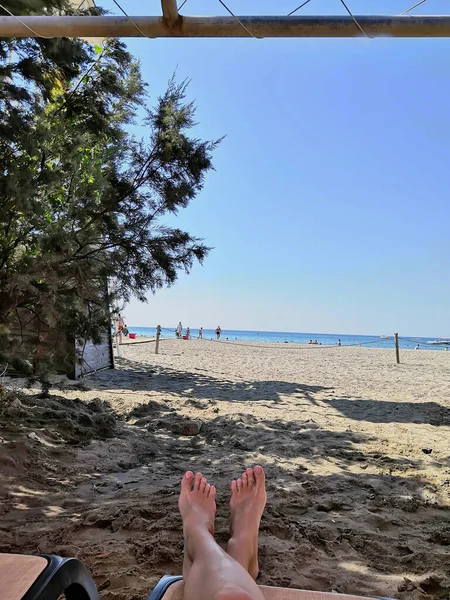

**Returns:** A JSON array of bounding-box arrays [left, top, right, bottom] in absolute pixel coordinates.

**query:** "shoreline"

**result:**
[[118, 335, 444, 352]]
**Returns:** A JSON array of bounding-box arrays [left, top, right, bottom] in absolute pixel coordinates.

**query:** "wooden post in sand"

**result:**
[[394, 333, 400, 364], [155, 324, 161, 354]]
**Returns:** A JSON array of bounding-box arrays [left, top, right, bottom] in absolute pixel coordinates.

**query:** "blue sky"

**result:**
[[102, 0, 449, 336]]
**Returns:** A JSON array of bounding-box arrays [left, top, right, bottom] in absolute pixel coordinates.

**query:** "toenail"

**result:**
[[255, 465, 262, 473]]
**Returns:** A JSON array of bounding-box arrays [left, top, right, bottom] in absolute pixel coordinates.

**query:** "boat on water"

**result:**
[[427, 338, 450, 345], [380, 335, 390, 339]]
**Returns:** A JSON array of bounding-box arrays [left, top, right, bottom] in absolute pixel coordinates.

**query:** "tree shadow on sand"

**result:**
[[3, 360, 450, 600], [324, 398, 450, 427], [1, 390, 450, 600], [88, 358, 450, 427], [86, 357, 332, 406]]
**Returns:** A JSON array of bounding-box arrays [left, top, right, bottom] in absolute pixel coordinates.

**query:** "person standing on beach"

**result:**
[[117, 314, 125, 344], [176, 322, 182, 338], [215, 326, 221, 340], [186, 327, 191, 339], [198, 327, 203, 339], [338, 339, 341, 346]]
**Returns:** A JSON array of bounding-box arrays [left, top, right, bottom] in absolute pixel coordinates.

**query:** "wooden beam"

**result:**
[[160, 0, 179, 26], [2, 15, 450, 38]]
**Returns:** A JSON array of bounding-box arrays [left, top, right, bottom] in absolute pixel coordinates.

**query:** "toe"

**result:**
[[242, 472, 248, 487], [231, 480, 238, 495], [254, 465, 265, 489], [236, 477, 242, 492], [210, 485, 216, 500], [181, 471, 194, 494], [200, 477, 207, 493], [246, 467, 255, 486], [194, 472, 202, 490], [205, 483, 211, 497]]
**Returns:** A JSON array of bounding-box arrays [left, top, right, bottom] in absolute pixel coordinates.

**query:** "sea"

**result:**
[[125, 327, 447, 351]]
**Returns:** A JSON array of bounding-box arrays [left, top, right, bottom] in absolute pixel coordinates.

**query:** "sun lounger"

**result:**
[[0, 554, 99, 600], [148, 576, 395, 600], [0, 554, 395, 600]]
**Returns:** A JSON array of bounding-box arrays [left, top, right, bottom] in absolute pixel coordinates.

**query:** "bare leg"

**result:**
[[179, 471, 265, 600], [226, 466, 266, 580]]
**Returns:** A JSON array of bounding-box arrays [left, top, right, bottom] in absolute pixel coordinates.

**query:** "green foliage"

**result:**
[[0, 1, 220, 375]]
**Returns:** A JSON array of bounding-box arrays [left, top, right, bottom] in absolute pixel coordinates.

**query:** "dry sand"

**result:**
[[1, 339, 449, 599]]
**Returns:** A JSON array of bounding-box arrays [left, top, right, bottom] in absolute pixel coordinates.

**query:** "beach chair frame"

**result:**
[[147, 574, 397, 600], [0, 554, 397, 600], [0, 554, 99, 600]]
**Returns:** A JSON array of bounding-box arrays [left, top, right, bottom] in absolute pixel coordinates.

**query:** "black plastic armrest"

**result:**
[[22, 555, 100, 600]]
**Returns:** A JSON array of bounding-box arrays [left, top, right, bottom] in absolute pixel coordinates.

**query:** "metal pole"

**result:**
[[2, 15, 450, 38], [394, 333, 400, 364], [155, 324, 161, 355]]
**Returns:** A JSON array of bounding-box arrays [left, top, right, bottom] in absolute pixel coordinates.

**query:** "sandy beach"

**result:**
[[1, 339, 449, 599]]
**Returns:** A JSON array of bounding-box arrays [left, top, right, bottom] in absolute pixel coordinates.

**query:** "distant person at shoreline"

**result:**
[[176, 321, 182, 338], [415, 344, 420, 350], [307, 339, 312, 344], [338, 339, 341, 347], [216, 326, 221, 340], [122, 325, 129, 337], [198, 327, 203, 339], [117, 314, 125, 344], [186, 327, 191, 339]]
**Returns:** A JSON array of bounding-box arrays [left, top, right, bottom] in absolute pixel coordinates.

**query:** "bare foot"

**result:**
[[226, 465, 266, 580], [179, 471, 217, 581], [179, 471, 217, 535]]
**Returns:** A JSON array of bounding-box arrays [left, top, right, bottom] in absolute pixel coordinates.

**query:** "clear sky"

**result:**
[[102, 0, 449, 336]]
